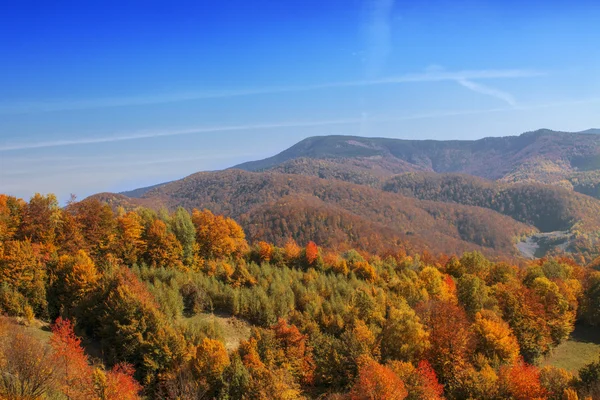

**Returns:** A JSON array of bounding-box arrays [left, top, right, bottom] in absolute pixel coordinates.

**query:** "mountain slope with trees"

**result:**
[[93, 170, 537, 258], [232, 130, 600, 199], [382, 173, 600, 232]]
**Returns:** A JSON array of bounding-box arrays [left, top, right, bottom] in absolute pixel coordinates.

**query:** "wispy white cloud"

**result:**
[[2, 153, 259, 177], [0, 106, 531, 152], [363, 0, 396, 78], [457, 79, 517, 106], [0, 119, 360, 151], [0, 68, 545, 114], [4, 94, 592, 153]]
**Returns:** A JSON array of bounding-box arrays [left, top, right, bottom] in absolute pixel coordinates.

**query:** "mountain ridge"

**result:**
[[89, 128, 600, 260], [117, 129, 600, 199], [233, 130, 600, 180], [231, 129, 600, 199]]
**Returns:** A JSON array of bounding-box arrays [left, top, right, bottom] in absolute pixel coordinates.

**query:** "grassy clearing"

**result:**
[[25, 321, 52, 341], [543, 324, 600, 373], [2, 317, 53, 342], [182, 312, 252, 351]]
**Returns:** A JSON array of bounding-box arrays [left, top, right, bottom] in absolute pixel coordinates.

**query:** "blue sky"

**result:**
[[1, 0, 599, 202]]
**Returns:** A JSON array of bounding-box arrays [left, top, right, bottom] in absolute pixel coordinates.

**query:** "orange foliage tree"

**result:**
[[305, 241, 319, 266], [18, 193, 61, 249], [94, 363, 143, 400], [273, 318, 316, 385], [283, 238, 301, 262], [416, 300, 474, 388], [57, 211, 87, 256], [498, 359, 547, 400], [349, 356, 408, 400], [256, 241, 274, 263], [67, 199, 116, 260]]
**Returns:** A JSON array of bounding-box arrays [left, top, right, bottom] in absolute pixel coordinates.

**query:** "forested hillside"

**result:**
[[231, 130, 600, 199], [107, 130, 600, 262], [383, 173, 600, 232], [97, 162, 600, 261], [3, 193, 600, 399], [95, 170, 540, 259]]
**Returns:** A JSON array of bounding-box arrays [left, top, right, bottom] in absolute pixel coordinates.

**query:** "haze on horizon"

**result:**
[[1, 0, 599, 202]]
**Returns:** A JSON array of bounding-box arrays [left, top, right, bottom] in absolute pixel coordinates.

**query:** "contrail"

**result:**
[[0, 119, 361, 151], [2, 153, 260, 176], [2, 97, 599, 151], [457, 79, 517, 107], [0, 107, 526, 152]]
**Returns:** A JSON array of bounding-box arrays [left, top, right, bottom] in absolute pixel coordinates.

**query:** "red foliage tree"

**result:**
[[50, 317, 94, 400], [416, 360, 445, 400]]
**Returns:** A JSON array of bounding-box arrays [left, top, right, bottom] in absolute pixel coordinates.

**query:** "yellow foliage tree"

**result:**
[[143, 219, 183, 268], [191, 338, 230, 380], [380, 301, 430, 363], [62, 250, 100, 301], [192, 209, 248, 262], [473, 310, 520, 365], [49, 250, 99, 316], [115, 211, 145, 265], [0, 239, 46, 314]]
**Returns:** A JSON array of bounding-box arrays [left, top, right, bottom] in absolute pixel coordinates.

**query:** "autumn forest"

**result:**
[[2, 190, 600, 400]]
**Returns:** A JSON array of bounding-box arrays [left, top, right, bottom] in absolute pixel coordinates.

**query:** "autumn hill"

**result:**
[[3, 193, 600, 399], [92, 129, 600, 262]]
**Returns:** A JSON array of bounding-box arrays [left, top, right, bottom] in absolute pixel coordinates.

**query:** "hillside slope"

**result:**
[[91, 170, 536, 258], [233, 130, 600, 196], [383, 173, 600, 232], [93, 130, 600, 259], [382, 172, 600, 258]]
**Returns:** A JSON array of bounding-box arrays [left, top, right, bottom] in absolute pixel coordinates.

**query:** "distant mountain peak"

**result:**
[[96, 128, 600, 261], [232, 129, 600, 181]]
